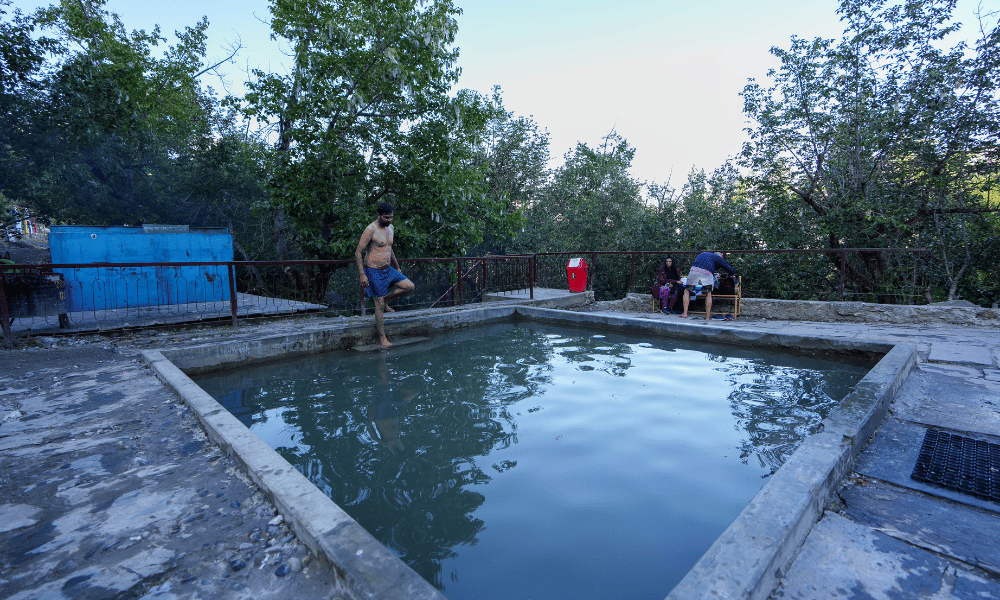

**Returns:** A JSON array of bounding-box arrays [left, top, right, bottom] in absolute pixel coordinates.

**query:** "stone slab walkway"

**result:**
[[0, 322, 350, 600]]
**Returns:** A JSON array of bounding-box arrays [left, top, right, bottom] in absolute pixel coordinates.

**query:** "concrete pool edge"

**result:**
[[141, 306, 525, 600], [143, 306, 916, 600], [666, 342, 916, 600], [518, 307, 918, 600], [142, 348, 449, 600]]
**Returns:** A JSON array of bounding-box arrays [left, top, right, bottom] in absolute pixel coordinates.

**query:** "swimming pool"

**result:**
[[193, 320, 872, 599]]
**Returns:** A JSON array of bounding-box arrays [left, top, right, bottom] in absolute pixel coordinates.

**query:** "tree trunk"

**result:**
[[272, 208, 305, 291]]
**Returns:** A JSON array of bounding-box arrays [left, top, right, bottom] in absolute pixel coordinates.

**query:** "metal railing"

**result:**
[[1, 248, 930, 347], [0, 256, 535, 347], [532, 248, 930, 304]]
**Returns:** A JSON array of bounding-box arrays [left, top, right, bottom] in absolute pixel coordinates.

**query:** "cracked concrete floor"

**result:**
[[1, 324, 348, 600]]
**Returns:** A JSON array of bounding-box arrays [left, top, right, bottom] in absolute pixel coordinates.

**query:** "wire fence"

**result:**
[[0, 256, 535, 346], [533, 249, 929, 304], [1, 248, 929, 347]]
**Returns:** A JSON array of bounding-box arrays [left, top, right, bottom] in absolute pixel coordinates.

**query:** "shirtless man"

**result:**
[[355, 203, 414, 347]]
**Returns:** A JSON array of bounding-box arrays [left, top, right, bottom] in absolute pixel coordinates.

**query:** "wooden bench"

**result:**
[[651, 275, 742, 318]]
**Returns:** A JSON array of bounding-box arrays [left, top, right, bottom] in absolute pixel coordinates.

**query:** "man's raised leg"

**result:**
[[381, 279, 414, 313]]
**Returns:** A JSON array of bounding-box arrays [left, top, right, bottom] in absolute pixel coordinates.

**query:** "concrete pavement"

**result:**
[[1, 297, 998, 599], [0, 325, 349, 600]]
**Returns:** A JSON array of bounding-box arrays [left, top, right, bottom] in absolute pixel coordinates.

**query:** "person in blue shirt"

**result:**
[[679, 252, 736, 321]]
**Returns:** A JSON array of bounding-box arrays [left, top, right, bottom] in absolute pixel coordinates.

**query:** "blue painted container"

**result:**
[[50, 226, 233, 312]]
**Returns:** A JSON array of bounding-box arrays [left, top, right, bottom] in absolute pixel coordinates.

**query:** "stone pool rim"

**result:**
[[141, 305, 916, 600]]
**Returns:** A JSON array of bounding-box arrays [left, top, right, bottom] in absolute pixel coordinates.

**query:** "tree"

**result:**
[[741, 0, 1000, 302], [673, 163, 757, 252], [24, 0, 229, 225], [239, 0, 518, 300], [170, 118, 273, 262], [469, 87, 549, 254], [517, 130, 643, 254], [0, 0, 56, 204]]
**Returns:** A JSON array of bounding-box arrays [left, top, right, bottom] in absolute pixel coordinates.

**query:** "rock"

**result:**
[[931, 299, 977, 307], [229, 559, 247, 572], [288, 557, 302, 573], [275, 564, 291, 577], [268, 515, 283, 526]]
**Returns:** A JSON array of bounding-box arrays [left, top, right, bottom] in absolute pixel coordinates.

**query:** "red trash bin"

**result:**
[[566, 258, 588, 292]]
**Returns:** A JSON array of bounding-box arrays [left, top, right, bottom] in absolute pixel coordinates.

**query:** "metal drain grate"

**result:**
[[911, 429, 1000, 503]]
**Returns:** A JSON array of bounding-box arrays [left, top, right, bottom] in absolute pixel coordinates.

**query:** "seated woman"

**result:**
[[652, 256, 683, 312]]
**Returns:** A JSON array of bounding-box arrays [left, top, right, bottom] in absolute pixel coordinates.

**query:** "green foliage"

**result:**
[[517, 131, 643, 254], [0, 0, 54, 93], [239, 0, 515, 264], [0, 0, 276, 267], [468, 86, 548, 254], [741, 0, 1000, 302], [0, 0, 55, 206], [171, 121, 273, 259], [1, 0, 234, 226]]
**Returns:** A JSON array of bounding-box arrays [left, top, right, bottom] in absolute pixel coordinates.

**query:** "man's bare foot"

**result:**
[[679, 313, 688, 318], [380, 338, 392, 348], [383, 306, 395, 313]]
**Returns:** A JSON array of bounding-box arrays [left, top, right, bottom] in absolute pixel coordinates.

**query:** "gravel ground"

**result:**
[[2, 239, 50, 264]]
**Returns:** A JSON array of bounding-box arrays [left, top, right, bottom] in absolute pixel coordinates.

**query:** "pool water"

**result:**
[[194, 322, 872, 599]]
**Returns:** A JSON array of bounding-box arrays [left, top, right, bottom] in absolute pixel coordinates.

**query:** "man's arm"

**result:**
[[356, 226, 373, 282], [716, 255, 736, 275], [390, 248, 400, 271]]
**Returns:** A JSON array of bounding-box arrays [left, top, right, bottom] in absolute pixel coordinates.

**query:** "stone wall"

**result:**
[[617, 293, 1000, 326], [741, 298, 1000, 326]]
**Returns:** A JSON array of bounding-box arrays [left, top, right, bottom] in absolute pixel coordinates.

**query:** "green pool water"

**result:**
[[193, 321, 873, 599]]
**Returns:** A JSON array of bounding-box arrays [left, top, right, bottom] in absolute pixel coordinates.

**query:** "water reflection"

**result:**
[[366, 351, 418, 453], [723, 360, 845, 472], [195, 323, 872, 597]]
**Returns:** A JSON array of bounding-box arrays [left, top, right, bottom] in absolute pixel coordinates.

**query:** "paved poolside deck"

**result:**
[[1, 293, 998, 599]]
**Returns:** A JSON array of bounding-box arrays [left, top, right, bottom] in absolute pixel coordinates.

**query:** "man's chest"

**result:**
[[370, 226, 393, 247]]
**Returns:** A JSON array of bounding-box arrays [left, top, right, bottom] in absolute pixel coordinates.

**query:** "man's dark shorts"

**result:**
[[364, 266, 407, 299]]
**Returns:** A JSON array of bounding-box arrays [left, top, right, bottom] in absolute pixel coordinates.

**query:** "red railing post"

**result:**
[[0, 268, 13, 349], [481, 259, 487, 298], [530, 255, 535, 299], [590, 253, 596, 292], [630, 253, 635, 294], [228, 263, 239, 329], [457, 258, 463, 306], [839, 250, 846, 301]]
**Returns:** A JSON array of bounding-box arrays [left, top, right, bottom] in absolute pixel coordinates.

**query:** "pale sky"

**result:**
[[13, 0, 998, 186]]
